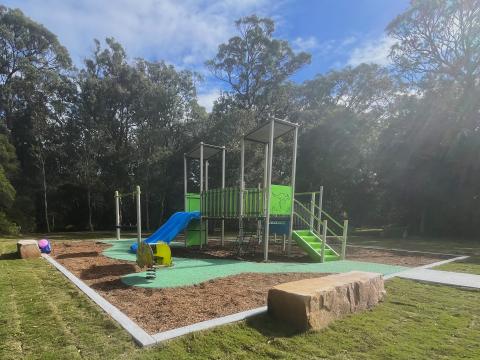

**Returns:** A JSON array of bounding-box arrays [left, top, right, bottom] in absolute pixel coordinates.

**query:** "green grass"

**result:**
[[349, 235, 480, 256], [434, 256, 480, 275], [0, 240, 139, 359], [1, 237, 480, 359]]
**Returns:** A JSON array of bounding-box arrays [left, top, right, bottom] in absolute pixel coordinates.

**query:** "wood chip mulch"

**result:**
[[52, 240, 446, 333]]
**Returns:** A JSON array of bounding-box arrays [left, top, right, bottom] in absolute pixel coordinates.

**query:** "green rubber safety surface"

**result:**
[[101, 239, 184, 261], [101, 240, 408, 289]]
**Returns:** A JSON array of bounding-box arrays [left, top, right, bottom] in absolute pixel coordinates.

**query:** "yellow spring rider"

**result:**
[[136, 241, 173, 279]]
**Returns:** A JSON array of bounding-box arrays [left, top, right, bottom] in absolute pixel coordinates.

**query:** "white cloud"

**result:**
[[292, 36, 318, 52], [197, 88, 221, 112], [347, 36, 396, 67], [308, 36, 356, 59], [5, 0, 291, 115], [5, 0, 276, 68], [340, 36, 357, 47]]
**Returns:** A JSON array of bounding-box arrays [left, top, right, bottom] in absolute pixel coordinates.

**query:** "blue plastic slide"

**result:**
[[130, 211, 200, 252]]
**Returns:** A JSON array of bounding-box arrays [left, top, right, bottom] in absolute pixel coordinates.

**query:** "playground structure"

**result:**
[[182, 118, 349, 262], [183, 143, 225, 248], [116, 118, 349, 264]]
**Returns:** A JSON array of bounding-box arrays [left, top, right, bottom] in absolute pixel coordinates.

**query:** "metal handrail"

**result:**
[[326, 229, 343, 242], [294, 199, 333, 235], [294, 199, 344, 242], [294, 199, 318, 221], [293, 209, 319, 234], [293, 210, 340, 257], [312, 203, 344, 229]]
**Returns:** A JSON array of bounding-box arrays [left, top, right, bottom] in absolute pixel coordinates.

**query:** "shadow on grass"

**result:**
[[56, 251, 99, 259], [0, 251, 19, 260], [80, 263, 137, 280], [245, 313, 304, 338]]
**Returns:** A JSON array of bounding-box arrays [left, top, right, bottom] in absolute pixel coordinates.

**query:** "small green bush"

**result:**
[[0, 211, 20, 235]]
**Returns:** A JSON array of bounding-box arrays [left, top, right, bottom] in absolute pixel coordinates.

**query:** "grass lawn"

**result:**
[[1, 235, 480, 359], [433, 256, 480, 275], [349, 235, 480, 256]]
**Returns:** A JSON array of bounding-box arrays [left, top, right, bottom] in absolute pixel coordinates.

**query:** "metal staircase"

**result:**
[[292, 229, 340, 262], [292, 195, 348, 262]]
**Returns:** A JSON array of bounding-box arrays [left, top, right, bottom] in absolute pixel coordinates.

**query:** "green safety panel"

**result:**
[[185, 193, 205, 246], [185, 193, 200, 211], [198, 185, 293, 218], [186, 222, 206, 247], [270, 185, 292, 215]]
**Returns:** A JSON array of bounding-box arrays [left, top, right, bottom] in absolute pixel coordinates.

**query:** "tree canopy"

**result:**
[[0, 1, 479, 238]]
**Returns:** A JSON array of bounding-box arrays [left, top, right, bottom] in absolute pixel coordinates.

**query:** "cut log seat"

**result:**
[[267, 271, 386, 331]]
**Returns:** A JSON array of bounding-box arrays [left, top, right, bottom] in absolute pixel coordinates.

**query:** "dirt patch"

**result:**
[[51, 240, 446, 333], [171, 240, 446, 267], [345, 247, 446, 267]]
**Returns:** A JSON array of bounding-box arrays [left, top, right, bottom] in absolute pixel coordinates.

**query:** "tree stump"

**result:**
[[267, 271, 386, 331], [17, 240, 41, 259]]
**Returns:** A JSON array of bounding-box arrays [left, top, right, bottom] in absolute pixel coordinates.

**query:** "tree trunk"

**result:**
[[87, 187, 94, 231], [145, 189, 150, 231], [145, 165, 151, 231], [41, 158, 50, 233], [158, 193, 166, 225]]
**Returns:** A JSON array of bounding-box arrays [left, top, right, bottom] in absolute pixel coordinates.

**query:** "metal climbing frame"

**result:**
[[178, 120, 349, 265], [184, 142, 226, 247], [240, 118, 299, 261]]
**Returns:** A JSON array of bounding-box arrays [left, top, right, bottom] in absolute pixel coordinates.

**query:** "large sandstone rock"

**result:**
[[267, 271, 386, 331], [17, 240, 41, 259]]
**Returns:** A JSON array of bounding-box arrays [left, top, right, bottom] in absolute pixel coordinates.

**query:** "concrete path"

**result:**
[[396, 268, 480, 289]]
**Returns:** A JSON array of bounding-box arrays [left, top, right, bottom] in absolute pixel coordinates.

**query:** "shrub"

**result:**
[[0, 211, 20, 235]]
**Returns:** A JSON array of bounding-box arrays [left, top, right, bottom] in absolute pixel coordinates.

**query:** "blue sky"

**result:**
[[5, 0, 410, 110]]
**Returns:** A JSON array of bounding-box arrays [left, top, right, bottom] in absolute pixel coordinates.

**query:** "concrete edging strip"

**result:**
[[384, 255, 470, 280], [45, 251, 473, 346], [347, 244, 460, 257], [42, 254, 268, 347], [151, 306, 268, 343], [397, 268, 480, 289], [42, 254, 156, 347], [418, 255, 469, 269]]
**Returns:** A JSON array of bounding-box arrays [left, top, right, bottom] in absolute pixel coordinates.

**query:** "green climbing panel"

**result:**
[[269, 185, 292, 216]]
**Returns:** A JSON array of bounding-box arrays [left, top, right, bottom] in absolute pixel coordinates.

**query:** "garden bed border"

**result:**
[[42, 254, 267, 347], [43, 252, 469, 347]]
